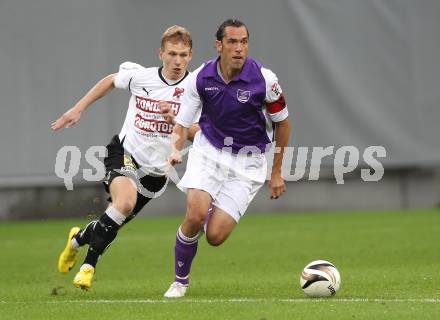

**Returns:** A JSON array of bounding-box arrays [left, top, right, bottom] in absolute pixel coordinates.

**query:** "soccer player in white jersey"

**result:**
[[52, 26, 197, 290], [164, 19, 291, 297]]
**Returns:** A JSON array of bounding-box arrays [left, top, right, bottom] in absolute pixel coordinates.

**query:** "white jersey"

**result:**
[[114, 61, 190, 175]]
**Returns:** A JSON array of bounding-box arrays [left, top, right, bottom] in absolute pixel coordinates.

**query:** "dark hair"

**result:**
[[215, 19, 249, 41]]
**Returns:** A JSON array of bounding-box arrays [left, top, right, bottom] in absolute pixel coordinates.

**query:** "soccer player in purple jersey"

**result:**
[[164, 19, 291, 297]]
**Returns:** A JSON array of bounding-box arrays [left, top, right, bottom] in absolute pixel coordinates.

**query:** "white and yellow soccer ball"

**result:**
[[300, 260, 341, 297]]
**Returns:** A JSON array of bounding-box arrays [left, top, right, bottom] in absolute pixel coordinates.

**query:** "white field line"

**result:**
[[1, 298, 439, 304]]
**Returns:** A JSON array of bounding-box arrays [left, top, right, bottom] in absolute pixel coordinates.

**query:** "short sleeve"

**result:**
[[175, 65, 204, 127], [261, 67, 289, 122], [114, 61, 143, 90]]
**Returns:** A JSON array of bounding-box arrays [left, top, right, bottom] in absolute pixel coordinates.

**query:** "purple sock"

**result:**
[[174, 227, 199, 285]]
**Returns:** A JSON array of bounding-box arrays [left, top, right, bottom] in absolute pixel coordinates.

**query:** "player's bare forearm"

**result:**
[[168, 124, 189, 166], [271, 118, 291, 175], [269, 118, 291, 199], [51, 74, 116, 130], [73, 73, 116, 112], [187, 123, 200, 142], [172, 124, 189, 151]]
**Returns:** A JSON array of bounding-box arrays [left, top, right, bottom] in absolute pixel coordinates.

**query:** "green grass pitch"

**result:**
[[0, 209, 439, 319]]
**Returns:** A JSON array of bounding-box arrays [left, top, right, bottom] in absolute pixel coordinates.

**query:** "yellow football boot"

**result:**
[[73, 264, 95, 290], [57, 227, 81, 273]]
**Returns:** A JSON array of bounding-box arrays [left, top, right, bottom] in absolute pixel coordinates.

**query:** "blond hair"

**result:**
[[161, 25, 192, 49]]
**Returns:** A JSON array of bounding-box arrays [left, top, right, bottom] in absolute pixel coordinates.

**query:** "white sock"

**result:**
[[177, 226, 200, 244], [71, 237, 80, 249], [80, 263, 94, 271], [106, 206, 126, 226]]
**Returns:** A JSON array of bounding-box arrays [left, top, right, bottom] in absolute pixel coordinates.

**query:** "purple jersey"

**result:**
[[176, 57, 288, 153]]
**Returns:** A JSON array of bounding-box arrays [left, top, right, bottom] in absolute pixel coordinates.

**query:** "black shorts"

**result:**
[[103, 135, 167, 216]]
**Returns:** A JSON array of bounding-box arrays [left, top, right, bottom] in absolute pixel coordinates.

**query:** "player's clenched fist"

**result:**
[[167, 150, 182, 166], [159, 101, 175, 125], [269, 173, 286, 199]]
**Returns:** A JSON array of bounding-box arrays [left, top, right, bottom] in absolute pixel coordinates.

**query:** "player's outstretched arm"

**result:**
[[51, 73, 116, 130], [269, 118, 291, 199]]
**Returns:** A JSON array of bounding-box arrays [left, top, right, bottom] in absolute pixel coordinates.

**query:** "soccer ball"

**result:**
[[300, 260, 341, 297]]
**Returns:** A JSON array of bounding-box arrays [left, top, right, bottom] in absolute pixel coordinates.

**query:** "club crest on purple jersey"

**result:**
[[237, 89, 251, 103]]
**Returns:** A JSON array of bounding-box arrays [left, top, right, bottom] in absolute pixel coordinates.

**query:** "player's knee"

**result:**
[[113, 198, 136, 215], [206, 230, 227, 247], [185, 213, 205, 229], [186, 203, 208, 228]]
